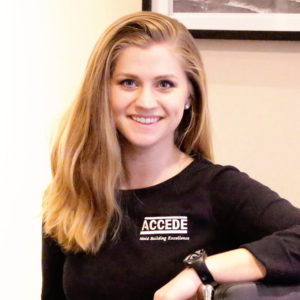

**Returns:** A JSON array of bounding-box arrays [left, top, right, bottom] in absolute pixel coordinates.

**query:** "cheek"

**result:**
[[167, 93, 187, 114], [109, 85, 118, 106], [109, 94, 122, 128], [110, 87, 133, 112], [110, 87, 123, 115]]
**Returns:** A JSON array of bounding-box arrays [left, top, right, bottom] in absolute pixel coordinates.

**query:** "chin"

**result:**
[[126, 140, 159, 149], [121, 135, 163, 149]]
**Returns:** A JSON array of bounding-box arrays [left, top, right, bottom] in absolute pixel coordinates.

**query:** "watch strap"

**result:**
[[192, 259, 215, 284], [183, 249, 215, 285]]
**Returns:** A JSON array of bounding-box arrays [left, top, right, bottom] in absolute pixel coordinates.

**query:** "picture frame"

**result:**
[[142, 0, 300, 40]]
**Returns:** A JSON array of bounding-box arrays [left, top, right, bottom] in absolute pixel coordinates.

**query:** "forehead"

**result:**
[[113, 43, 186, 78]]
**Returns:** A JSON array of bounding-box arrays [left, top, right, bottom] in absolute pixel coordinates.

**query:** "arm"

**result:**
[[154, 165, 300, 299], [153, 268, 202, 300], [154, 249, 266, 300], [42, 233, 66, 300], [205, 248, 266, 282], [211, 167, 300, 283]]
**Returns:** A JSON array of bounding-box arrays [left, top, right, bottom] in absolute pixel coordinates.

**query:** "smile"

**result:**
[[131, 116, 161, 125]]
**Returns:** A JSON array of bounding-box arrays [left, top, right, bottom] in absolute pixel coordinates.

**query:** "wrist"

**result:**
[[182, 267, 202, 287], [183, 249, 216, 285]]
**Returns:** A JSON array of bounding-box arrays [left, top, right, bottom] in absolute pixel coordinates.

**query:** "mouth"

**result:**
[[130, 115, 162, 125]]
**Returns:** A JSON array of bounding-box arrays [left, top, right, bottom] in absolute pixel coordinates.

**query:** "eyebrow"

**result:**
[[113, 72, 178, 80]]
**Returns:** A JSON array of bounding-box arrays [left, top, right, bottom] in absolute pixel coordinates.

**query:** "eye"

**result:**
[[158, 80, 175, 89], [120, 79, 137, 89]]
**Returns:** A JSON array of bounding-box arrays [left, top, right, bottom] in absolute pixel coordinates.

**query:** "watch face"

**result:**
[[183, 249, 206, 264]]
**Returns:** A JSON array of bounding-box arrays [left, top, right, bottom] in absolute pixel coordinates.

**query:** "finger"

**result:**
[[196, 285, 205, 300]]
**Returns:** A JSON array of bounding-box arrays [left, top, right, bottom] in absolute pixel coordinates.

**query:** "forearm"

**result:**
[[154, 249, 266, 299], [205, 248, 266, 283]]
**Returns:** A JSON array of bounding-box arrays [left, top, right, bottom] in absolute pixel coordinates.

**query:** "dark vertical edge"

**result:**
[[142, 0, 152, 11]]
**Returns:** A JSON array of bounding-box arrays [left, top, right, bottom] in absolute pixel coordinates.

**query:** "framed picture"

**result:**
[[142, 0, 300, 40]]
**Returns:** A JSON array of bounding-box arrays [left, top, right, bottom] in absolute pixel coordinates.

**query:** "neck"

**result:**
[[120, 142, 192, 190]]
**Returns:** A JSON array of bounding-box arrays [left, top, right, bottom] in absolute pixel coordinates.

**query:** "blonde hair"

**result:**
[[42, 11, 214, 254]]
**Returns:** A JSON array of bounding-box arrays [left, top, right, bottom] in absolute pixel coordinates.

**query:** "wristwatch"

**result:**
[[183, 249, 215, 284]]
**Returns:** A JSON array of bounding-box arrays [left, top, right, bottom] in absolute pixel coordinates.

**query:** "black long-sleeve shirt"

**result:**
[[42, 156, 300, 299]]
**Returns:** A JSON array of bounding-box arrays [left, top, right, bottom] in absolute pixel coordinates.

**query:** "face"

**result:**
[[110, 43, 191, 151]]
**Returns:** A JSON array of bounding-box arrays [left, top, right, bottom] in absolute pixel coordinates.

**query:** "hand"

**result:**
[[153, 268, 204, 300]]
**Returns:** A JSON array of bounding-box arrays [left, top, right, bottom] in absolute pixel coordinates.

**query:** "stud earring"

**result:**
[[184, 103, 190, 110]]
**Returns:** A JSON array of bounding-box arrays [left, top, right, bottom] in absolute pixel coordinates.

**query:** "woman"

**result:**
[[42, 11, 300, 300]]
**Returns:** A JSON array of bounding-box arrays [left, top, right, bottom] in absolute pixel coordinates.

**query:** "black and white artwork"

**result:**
[[173, 0, 300, 14], [143, 0, 300, 40], [174, 0, 300, 13]]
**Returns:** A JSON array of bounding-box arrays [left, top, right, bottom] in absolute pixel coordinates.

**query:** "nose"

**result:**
[[135, 85, 157, 110]]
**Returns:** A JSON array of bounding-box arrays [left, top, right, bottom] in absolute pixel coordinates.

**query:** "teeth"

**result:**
[[131, 116, 160, 124]]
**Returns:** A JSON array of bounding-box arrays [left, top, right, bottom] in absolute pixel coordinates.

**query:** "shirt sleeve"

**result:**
[[42, 233, 66, 299], [210, 165, 300, 283]]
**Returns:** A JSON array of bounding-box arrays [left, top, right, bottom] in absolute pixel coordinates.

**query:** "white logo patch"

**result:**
[[140, 216, 188, 235], [139, 216, 190, 241]]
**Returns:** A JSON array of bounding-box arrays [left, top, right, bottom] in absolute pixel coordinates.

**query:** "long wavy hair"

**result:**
[[42, 11, 214, 254]]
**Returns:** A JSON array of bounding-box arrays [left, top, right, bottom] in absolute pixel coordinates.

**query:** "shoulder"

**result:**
[[42, 231, 66, 257], [190, 156, 281, 202], [188, 155, 241, 185]]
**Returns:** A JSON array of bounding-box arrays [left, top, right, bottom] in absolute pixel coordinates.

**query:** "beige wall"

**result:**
[[1, 0, 299, 299], [197, 39, 300, 206]]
